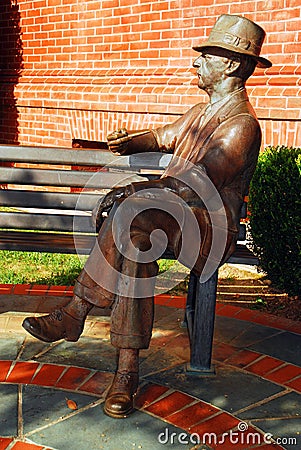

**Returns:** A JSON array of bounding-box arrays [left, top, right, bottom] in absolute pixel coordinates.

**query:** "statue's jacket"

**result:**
[[126, 88, 261, 274], [75, 88, 262, 348]]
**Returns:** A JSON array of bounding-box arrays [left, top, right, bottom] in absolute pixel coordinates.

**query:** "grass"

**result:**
[[0, 251, 189, 293], [0, 250, 87, 285]]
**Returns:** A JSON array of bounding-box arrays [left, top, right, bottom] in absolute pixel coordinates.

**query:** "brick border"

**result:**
[[0, 284, 300, 335], [0, 360, 287, 449]]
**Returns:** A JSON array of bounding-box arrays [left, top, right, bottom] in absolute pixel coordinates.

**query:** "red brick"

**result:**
[[0, 284, 14, 295], [6, 362, 40, 384], [287, 323, 301, 335], [165, 400, 219, 430], [47, 286, 69, 296], [79, 371, 114, 396], [154, 294, 171, 306], [3, 1, 301, 148], [12, 284, 32, 295], [55, 366, 92, 390], [232, 308, 260, 322], [217, 305, 240, 318], [265, 365, 301, 384], [246, 356, 284, 376], [285, 376, 301, 392], [31, 364, 66, 387], [212, 343, 238, 362], [135, 383, 170, 409], [190, 412, 240, 436], [0, 360, 12, 382], [11, 441, 44, 449], [144, 391, 195, 418], [63, 286, 74, 296], [225, 349, 262, 369], [29, 285, 49, 295], [213, 425, 267, 449], [0, 438, 13, 450]]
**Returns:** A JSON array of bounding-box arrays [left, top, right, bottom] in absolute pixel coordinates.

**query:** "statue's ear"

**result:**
[[225, 59, 240, 75]]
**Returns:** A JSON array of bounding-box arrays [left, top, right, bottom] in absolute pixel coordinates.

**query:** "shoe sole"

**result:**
[[103, 404, 134, 419]]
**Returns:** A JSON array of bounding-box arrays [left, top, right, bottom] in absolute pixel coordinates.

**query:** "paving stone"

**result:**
[[146, 364, 284, 413], [27, 407, 205, 450], [239, 391, 301, 420], [0, 304, 300, 450], [0, 384, 18, 437], [140, 344, 189, 377], [0, 336, 24, 360], [249, 332, 301, 366], [34, 337, 117, 372], [253, 418, 301, 450], [22, 385, 98, 435], [18, 338, 52, 362], [214, 316, 282, 348]]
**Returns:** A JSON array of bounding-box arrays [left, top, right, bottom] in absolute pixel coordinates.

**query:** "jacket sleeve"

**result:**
[[119, 103, 205, 155]]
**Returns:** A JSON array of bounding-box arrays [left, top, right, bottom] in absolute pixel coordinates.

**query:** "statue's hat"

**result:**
[[193, 14, 272, 68]]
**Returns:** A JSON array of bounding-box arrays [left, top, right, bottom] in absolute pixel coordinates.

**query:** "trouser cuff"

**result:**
[[74, 279, 114, 309]]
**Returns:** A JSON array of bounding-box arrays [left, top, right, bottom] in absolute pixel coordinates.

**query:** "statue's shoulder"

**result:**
[[183, 102, 208, 121]]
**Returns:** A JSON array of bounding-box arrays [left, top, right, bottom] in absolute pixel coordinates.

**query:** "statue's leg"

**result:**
[[22, 205, 122, 342], [104, 202, 181, 418]]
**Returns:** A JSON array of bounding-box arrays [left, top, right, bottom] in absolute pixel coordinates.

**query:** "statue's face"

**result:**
[[193, 50, 231, 91]]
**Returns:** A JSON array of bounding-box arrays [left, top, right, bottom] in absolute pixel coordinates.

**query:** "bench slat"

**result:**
[[0, 167, 148, 188], [0, 231, 96, 254], [0, 209, 246, 239], [0, 145, 113, 166], [0, 212, 94, 233], [0, 190, 101, 210], [0, 233, 257, 266], [0, 145, 172, 170]]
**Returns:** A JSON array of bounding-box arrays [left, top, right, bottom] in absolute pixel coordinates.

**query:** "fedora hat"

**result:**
[[193, 14, 272, 68]]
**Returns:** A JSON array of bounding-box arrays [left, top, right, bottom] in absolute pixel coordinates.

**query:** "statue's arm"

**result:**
[[107, 128, 160, 155], [107, 104, 203, 156]]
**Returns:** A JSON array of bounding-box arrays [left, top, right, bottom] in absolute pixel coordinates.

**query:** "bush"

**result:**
[[249, 146, 301, 297]]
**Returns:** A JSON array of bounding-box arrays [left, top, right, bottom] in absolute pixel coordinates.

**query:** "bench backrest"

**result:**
[[0, 144, 248, 255]]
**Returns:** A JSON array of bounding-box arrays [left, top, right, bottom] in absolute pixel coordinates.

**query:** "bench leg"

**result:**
[[186, 270, 218, 375]]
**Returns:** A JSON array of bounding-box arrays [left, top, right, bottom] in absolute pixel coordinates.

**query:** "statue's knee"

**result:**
[[130, 231, 151, 252]]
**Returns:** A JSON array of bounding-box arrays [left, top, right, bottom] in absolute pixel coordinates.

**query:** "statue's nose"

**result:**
[[193, 56, 202, 68]]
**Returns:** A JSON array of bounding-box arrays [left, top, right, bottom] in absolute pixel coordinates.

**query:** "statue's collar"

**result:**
[[208, 87, 246, 112]]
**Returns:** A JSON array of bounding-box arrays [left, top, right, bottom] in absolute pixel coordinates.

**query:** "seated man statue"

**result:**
[[22, 15, 271, 418]]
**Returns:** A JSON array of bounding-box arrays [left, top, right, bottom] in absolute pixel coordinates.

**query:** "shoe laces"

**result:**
[[115, 372, 134, 386], [47, 309, 63, 322]]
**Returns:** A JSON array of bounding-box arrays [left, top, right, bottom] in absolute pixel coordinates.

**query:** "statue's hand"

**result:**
[[107, 128, 131, 155], [92, 186, 129, 231]]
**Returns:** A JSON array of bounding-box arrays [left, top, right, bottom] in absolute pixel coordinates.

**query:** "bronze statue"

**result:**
[[22, 15, 272, 418]]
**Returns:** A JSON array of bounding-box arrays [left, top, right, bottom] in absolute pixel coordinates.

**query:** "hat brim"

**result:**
[[193, 42, 272, 69]]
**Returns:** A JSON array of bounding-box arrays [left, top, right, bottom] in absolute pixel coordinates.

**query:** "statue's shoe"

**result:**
[[22, 309, 84, 343], [104, 370, 139, 418]]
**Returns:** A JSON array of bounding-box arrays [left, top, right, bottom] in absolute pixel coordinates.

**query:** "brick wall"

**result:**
[[0, 0, 300, 148]]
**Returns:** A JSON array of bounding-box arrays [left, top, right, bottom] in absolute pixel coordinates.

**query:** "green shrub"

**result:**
[[249, 145, 301, 297]]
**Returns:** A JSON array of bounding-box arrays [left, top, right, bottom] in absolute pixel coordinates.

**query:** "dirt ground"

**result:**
[[217, 264, 301, 322]]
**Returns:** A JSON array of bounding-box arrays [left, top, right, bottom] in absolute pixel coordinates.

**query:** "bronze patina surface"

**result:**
[[23, 15, 271, 419]]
